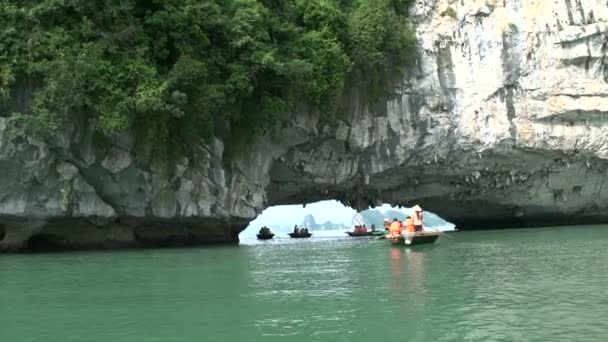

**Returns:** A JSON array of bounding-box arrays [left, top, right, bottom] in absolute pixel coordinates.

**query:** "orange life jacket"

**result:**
[[389, 222, 401, 237], [405, 218, 415, 232]]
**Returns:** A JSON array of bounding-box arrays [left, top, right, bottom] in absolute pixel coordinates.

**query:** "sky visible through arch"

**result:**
[[240, 200, 454, 237]]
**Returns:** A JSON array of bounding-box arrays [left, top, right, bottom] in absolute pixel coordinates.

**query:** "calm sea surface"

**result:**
[[2, 226, 608, 341]]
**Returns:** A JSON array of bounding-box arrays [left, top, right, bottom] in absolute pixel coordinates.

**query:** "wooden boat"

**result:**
[[388, 232, 440, 246], [256, 233, 275, 240], [346, 231, 385, 237], [288, 232, 312, 238]]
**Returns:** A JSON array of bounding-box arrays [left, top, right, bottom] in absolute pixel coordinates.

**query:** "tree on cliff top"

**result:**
[[0, 0, 417, 160]]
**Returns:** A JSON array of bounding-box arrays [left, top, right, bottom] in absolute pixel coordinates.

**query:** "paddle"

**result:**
[[352, 235, 385, 248], [425, 226, 453, 239]]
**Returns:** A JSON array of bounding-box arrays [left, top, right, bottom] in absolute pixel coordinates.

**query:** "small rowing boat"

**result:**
[[346, 213, 384, 237], [388, 231, 440, 246], [256, 233, 275, 240], [288, 232, 312, 238]]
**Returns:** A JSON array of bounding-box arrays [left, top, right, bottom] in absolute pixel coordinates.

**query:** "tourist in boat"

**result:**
[[383, 218, 390, 231], [351, 213, 367, 234], [371, 224, 376, 232], [404, 216, 415, 233], [293, 225, 299, 236], [412, 205, 424, 232], [389, 218, 402, 238]]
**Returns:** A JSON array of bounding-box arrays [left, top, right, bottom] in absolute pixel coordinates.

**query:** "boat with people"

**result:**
[[345, 213, 383, 237], [388, 231, 441, 246], [288, 232, 312, 238], [288, 225, 312, 238], [256, 226, 275, 240], [386, 205, 442, 246]]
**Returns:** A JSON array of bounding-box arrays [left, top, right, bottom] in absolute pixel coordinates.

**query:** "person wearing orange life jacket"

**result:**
[[412, 205, 424, 232], [404, 216, 415, 233], [388, 218, 402, 238]]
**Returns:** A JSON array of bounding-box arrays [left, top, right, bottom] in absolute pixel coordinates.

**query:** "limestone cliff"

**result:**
[[2, 0, 608, 251]]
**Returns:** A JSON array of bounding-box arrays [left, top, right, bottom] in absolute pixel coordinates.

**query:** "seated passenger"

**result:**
[[404, 216, 415, 233], [388, 218, 402, 238]]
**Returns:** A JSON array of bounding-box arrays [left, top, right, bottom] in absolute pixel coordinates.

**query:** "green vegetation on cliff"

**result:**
[[0, 0, 416, 157]]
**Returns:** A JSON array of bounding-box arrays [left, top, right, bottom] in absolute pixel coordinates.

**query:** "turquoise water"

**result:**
[[2, 226, 608, 341]]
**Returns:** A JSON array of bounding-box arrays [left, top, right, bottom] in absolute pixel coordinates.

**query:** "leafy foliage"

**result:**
[[0, 0, 417, 158], [440, 6, 457, 20], [508, 23, 519, 33]]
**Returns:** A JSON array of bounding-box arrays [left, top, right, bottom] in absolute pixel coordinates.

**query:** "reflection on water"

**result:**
[[390, 248, 403, 272], [404, 248, 426, 294], [388, 246, 428, 313], [2, 226, 608, 341]]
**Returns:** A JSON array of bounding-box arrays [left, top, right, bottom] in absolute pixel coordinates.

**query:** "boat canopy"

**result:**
[[351, 213, 366, 228]]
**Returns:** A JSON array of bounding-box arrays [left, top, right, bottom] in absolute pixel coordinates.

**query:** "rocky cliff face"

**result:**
[[2, 0, 608, 251]]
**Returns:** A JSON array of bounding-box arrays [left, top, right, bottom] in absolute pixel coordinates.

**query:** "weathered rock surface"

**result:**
[[2, 0, 608, 251]]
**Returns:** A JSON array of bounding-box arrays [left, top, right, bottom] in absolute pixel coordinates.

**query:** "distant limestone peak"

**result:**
[[299, 214, 317, 229]]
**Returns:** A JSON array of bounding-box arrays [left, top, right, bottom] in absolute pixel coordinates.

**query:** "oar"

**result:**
[[425, 226, 453, 239], [352, 234, 385, 248]]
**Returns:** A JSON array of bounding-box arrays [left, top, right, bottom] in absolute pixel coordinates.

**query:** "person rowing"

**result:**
[[412, 205, 424, 232]]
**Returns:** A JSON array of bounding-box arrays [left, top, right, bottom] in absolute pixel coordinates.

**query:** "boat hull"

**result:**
[[256, 234, 274, 240], [388, 232, 440, 246], [288, 233, 312, 238]]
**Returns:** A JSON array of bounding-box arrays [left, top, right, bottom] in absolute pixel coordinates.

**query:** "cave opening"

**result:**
[[25, 234, 69, 253], [239, 200, 454, 239]]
